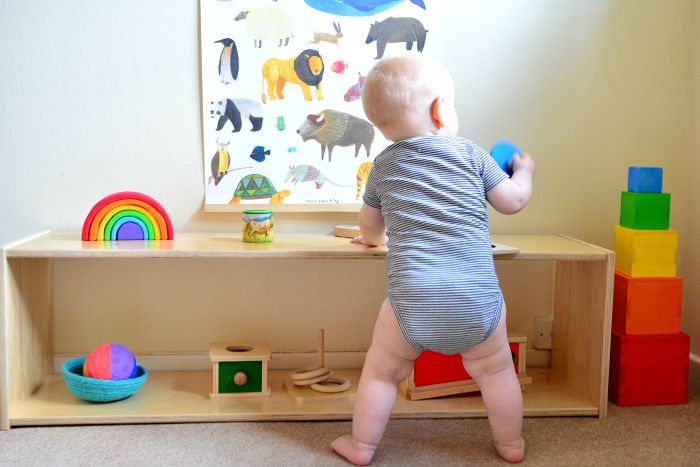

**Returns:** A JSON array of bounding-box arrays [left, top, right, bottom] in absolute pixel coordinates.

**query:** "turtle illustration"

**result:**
[[229, 174, 291, 204]]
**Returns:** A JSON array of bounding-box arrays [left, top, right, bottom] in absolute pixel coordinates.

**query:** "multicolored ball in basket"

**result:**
[[83, 344, 138, 380]]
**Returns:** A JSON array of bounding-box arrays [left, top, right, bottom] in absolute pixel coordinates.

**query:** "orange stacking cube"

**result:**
[[613, 272, 682, 335]]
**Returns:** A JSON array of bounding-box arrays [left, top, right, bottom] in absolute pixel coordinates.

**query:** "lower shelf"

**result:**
[[10, 368, 599, 426]]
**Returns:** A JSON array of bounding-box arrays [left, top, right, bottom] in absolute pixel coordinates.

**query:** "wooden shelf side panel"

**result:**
[[551, 253, 614, 418], [0, 249, 7, 429], [4, 258, 53, 429]]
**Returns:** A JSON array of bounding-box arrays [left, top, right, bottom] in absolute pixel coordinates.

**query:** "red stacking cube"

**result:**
[[613, 272, 683, 335], [609, 330, 689, 406]]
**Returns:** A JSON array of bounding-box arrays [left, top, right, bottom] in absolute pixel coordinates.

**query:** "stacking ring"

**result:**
[[310, 375, 351, 393], [291, 366, 333, 386]]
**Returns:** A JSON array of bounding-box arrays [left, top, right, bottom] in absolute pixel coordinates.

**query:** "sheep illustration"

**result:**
[[235, 7, 292, 48]]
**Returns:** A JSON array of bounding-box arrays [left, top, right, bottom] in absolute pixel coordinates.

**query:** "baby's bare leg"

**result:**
[[331, 298, 421, 465], [461, 303, 524, 463]]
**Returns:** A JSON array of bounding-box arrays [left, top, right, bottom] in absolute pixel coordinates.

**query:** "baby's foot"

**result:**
[[495, 437, 525, 463], [331, 434, 377, 466]]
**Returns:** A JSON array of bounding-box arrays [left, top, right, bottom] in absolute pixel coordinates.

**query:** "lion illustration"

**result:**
[[261, 49, 324, 103]]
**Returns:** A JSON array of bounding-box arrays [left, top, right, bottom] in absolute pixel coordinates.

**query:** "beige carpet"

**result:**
[[1, 363, 698, 466]]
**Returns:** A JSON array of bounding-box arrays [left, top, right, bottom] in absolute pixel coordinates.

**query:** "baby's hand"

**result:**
[[351, 234, 388, 247], [350, 235, 365, 244], [511, 152, 535, 175]]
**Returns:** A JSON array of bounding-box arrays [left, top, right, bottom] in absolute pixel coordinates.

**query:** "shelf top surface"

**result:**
[[3, 231, 611, 260]]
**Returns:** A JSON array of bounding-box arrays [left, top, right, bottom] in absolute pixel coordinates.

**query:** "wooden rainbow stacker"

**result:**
[[82, 191, 174, 241]]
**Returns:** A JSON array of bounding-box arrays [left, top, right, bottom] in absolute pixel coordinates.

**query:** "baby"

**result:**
[[331, 55, 535, 465]]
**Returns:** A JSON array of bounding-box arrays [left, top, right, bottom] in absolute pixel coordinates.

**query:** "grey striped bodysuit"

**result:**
[[363, 135, 508, 355]]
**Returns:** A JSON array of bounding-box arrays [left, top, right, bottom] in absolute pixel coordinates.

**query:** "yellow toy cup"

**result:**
[[242, 210, 273, 243]]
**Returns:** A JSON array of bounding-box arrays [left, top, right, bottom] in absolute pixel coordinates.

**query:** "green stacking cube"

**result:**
[[620, 192, 670, 230]]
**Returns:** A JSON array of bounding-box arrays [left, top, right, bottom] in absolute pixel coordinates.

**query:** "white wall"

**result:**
[[1, 1, 694, 246], [1, 1, 697, 353], [681, 2, 700, 357]]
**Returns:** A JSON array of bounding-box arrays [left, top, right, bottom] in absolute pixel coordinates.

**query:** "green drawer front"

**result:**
[[218, 361, 263, 393]]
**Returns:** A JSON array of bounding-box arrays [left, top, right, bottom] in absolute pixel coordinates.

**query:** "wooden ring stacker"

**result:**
[[289, 329, 351, 392], [311, 375, 352, 393], [290, 329, 333, 386]]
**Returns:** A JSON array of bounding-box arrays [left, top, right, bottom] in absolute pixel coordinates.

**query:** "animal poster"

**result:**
[[200, 0, 434, 211]]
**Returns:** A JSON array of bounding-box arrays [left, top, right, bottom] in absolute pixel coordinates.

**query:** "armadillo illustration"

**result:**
[[284, 164, 352, 189]]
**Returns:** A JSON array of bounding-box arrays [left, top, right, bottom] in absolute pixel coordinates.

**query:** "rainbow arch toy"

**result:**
[[82, 191, 174, 241]]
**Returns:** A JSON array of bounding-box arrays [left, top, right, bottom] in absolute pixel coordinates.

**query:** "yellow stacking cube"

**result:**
[[614, 225, 678, 277]]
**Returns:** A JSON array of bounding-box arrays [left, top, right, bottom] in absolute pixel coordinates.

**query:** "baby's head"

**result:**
[[362, 55, 457, 141]]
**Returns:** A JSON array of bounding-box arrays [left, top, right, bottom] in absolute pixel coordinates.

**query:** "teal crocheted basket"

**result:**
[[62, 357, 148, 402]]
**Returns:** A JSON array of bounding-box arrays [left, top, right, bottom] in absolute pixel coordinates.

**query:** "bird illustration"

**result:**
[[209, 139, 231, 185], [208, 140, 252, 185], [215, 38, 239, 84]]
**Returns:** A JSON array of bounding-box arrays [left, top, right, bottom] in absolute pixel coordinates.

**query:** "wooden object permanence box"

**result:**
[[209, 342, 271, 398]]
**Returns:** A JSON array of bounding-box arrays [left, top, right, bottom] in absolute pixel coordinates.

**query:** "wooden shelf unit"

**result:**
[[1, 232, 614, 429]]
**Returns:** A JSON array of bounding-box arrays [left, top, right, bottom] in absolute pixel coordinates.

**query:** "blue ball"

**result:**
[[490, 141, 520, 176]]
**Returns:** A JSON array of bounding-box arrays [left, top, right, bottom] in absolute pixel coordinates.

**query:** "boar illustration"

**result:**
[[344, 73, 365, 102], [365, 16, 428, 59], [297, 110, 374, 162]]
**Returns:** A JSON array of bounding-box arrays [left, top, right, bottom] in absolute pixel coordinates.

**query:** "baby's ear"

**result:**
[[430, 96, 445, 129]]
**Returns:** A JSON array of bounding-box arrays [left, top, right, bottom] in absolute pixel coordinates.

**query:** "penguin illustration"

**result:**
[[215, 38, 239, 84]]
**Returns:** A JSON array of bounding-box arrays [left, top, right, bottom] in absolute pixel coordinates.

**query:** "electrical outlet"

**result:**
[[533, 316, 553, 350]]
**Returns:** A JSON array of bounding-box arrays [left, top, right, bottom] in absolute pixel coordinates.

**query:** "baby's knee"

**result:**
[[364, 344, 415, 383]]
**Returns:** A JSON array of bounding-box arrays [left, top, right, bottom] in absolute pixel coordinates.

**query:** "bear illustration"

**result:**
[[209, 98, 264, 132], [365, 17, 428, 59]]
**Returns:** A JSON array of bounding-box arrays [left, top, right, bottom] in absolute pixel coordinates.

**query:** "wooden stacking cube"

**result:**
[[402, 334, 530, 401], [627, 166, 662, 193], [614, 225, 678, 277], [620, 192, 670, 230], [209, 342, 271, 398], [609, 331, 689, 406], [613, 272, 682, 335]]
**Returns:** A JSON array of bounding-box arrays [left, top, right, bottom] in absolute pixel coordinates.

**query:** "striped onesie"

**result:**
[[363, 135, 508, 355]]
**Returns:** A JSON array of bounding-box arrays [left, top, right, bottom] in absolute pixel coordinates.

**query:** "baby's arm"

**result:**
[[486, 152, 535, 214], [351, 203, 388, 246]]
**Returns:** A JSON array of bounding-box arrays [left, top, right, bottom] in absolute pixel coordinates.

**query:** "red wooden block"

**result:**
[[613, 272, 682, 335], [609, 330, 689, 406], [414, 341, 522, 387]]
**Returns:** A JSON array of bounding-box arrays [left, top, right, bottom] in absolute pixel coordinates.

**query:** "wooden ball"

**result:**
[[233, 371, 248, 386]]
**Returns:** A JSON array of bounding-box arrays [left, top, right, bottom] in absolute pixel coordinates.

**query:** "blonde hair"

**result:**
[[362, 55, 454, 128]]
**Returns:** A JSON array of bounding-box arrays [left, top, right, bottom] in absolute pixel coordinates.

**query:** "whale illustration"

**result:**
[[303, 0, 426, 17]]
